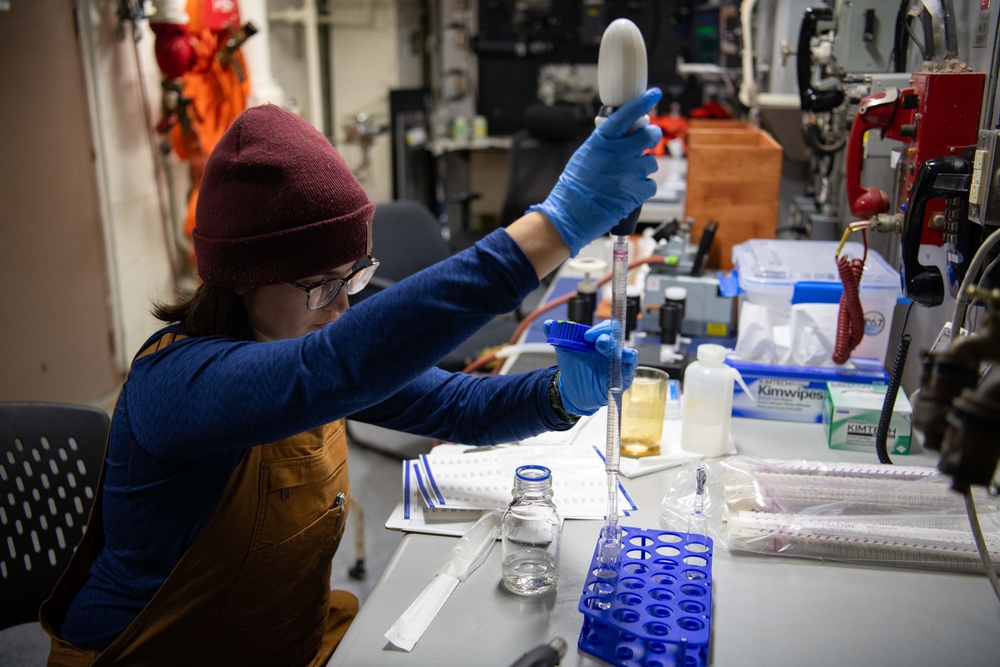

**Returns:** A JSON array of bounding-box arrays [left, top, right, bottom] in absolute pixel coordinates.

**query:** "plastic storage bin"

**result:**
[[578, 526, 713, 667], [732, 239, 902, 362]]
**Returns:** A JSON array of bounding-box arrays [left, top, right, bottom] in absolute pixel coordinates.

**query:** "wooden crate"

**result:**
[[684, 123, 783, 270], [688, 118, 756, 132]]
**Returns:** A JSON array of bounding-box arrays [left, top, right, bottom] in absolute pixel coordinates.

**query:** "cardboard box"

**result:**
[[685, 123, 783, 270], [727, 358, 889, 424], [823, 382, 912, 455]]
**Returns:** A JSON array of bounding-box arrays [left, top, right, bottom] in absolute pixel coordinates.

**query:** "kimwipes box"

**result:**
[[823, 382, 912, 455], [727, 358, 889, 423]]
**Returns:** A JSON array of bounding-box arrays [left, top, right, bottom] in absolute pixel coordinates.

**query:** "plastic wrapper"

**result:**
[[659, 461, 729, 544], [661, 456, 1000, 574]]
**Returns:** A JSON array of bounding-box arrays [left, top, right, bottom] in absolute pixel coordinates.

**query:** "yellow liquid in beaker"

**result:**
[[621, 368, 668, 458]]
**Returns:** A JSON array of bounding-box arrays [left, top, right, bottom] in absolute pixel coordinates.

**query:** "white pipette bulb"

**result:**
[[597, 19, 647, 108]]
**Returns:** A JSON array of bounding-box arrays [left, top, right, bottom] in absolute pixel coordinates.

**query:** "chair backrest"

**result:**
[[351, 200, 450, 303], [0, 401, 110, 630], [500, 103, 589, 228]]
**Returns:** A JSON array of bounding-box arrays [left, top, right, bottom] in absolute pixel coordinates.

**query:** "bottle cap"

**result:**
[[665, 286, 687, 302], [697, 343, 727, 364], [626, 284, 643, 298], [545, 320, 596, 353]]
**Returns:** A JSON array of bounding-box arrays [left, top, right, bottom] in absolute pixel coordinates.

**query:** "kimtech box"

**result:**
[[727, 358, 889, 424], [823, 382, 912, 454]]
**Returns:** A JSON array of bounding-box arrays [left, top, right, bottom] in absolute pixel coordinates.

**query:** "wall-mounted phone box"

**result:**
[[732, 239, 902, 363]]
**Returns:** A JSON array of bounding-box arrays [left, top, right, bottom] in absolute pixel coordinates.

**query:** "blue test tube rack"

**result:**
[[578, 526, 713, 667]]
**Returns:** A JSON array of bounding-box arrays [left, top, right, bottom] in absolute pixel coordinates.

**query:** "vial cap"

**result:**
[[665, 286, 687, 301], [697, 343, 727, 364], [545, 320, 597, 353], [626, 284, 643, 298]]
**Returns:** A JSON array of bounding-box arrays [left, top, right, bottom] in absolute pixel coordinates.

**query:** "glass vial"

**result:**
[[501, 465, 560, 596]]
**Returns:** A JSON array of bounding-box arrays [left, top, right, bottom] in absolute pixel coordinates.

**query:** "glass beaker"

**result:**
[[621, 366, 669, 458]]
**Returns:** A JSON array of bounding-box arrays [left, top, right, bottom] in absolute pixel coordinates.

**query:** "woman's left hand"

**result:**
[[545, 319, 639, 416]]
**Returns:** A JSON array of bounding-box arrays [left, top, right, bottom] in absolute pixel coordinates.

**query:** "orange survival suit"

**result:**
[[150, 0, 252, 266]]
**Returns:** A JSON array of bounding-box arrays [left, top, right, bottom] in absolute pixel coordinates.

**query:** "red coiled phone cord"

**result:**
[[833, 254, 866, 364]]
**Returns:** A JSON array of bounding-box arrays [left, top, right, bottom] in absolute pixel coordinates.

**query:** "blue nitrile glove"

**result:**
[[529, 88, 663, 256], [544, 319, 639, 416]]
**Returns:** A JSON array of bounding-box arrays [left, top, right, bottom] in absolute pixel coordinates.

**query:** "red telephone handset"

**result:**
[[845, 88, 915, 219]]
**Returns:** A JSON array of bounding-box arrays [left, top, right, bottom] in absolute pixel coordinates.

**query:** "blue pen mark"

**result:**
[[420, 454, 447, 505], [403, 461, 412, 520], [618, 482, 638, 512], [413, 464, 436, 509], [591, 446, 638, 513]]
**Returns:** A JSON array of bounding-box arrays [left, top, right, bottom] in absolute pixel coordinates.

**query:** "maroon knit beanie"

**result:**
[[193, 104, 375, 288]]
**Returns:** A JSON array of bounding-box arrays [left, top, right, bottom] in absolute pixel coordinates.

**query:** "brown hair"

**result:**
[[152, 284, 255, 340]]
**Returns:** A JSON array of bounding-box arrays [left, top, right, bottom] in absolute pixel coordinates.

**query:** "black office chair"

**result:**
[[499, 103, 590, 228], [352, 199, 520, 373], [0, 401, 109, 630], [347, 200, 524, 458]]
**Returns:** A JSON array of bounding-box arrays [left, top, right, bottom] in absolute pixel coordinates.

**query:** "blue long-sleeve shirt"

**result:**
[[59, 230, 572, 648]]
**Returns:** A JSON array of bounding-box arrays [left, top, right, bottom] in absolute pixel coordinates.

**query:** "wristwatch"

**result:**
[[548, 371, 581, 424]]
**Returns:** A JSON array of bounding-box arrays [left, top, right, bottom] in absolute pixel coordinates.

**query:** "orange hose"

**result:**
[[459, 255, 667, 375], [461, 351, 500, 374]]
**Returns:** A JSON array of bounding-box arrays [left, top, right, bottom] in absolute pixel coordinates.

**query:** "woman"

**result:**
[[42, 89, 662, 666]]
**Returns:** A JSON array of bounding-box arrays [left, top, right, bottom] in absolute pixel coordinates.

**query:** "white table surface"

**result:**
[[329, 416, 1000, 667]]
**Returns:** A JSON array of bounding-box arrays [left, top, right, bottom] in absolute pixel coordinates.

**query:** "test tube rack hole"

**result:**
[[578, 526, 713, 667]]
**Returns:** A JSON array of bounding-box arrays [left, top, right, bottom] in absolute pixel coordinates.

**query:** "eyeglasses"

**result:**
[[291, 255, 380, 310]]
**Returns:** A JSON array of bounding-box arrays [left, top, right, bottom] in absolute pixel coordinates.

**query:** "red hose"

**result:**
[[833, 255, 866, 364], [461, 255, 668, 375]]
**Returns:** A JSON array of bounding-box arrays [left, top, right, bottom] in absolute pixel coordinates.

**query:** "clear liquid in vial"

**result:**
[[502, 547, 558, 595]]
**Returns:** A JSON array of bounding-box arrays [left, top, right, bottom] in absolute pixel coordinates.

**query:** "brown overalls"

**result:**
[[41, 333, 358, 666]]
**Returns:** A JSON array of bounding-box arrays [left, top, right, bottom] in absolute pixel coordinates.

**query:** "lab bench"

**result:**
[[329, 238, 998, 666], [328, 414, 1000, 667]]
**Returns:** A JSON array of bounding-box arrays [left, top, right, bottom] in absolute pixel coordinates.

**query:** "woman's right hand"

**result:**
[[529, 87, 663, 256]]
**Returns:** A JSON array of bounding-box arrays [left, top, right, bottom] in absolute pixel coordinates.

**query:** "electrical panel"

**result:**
[[828, 0, 898, 76], [970, 130, 1000, 227]]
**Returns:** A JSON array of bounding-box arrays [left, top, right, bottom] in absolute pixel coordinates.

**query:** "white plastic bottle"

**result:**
[[681, 344, 749, 457]]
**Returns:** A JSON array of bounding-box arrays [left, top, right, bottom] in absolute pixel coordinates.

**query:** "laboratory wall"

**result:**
[[0, 0, 421, 403], [267, 0, 425, 200], [0, 0, 121, 403]]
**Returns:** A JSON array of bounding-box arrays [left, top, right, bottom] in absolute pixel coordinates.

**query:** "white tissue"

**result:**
[[385, 511, 502, 652], [733, 302, 775, 362], [384, 574, 459, 652], [734, 301, 841, 366], [781, 303, 840, 366]]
